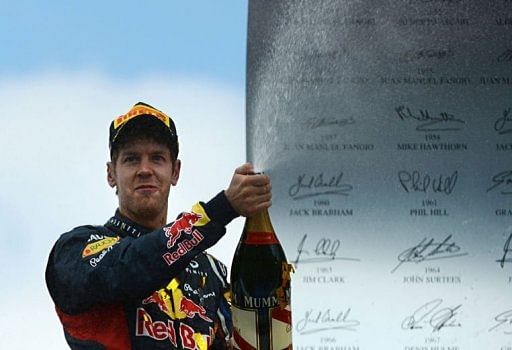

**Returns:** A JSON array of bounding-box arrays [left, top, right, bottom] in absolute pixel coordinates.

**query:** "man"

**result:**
[[45, 102, 271, 349]]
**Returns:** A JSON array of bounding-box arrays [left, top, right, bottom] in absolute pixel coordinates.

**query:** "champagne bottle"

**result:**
[[230, 208, 292, 350]]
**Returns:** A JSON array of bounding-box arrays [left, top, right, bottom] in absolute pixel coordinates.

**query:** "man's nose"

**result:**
[[136, 157, 153, 176]]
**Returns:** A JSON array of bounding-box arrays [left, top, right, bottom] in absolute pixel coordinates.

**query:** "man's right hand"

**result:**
[[224, 163, 272, 217]]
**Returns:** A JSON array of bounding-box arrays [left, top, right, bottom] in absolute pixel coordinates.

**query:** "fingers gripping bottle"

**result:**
[[230, 208, 292, 350]]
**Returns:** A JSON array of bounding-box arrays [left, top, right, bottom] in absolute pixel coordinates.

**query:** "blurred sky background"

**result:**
[[0, 1, 249, 348]]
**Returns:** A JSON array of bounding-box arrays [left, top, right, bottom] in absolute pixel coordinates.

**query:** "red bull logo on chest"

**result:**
[[142, 291, 171, 314], [180, 296, 212, 322], [136, 308, 214, 349]]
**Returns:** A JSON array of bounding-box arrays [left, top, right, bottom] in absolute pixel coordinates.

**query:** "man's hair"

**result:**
[[110, 117, 179, 164]]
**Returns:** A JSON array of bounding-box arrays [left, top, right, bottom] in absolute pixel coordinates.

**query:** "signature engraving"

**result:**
[[288, 172, 353, 200], [402, 299, 462, 332], [392, 235, 468, 273], [489, 310, 512, 334], [494, 108, 512, 135], [395, 105, 465, 132], [497, 49, 512, 62], [293, 234, 360, 267], [487, 170, 512, 195], [296, 308, 360, 335], [497, 233, 512, 268], [398, 170, 458, 195], [399, 48, 454, 63], [304, 117, 356, 130]]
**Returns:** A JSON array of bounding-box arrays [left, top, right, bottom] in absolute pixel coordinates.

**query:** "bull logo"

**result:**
[[180, 296, 212, 322], [164, 212, 202, 249], [142, 291, 170, 314]]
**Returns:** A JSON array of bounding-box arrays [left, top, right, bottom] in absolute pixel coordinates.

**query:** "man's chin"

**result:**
[[137, 203, 162, 215], [133, 199, 165, 218]]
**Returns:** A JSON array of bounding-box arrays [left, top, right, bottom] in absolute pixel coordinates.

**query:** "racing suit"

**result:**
[[45, 191, 238, 349]]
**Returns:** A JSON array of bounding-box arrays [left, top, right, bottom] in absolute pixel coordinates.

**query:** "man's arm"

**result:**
[[46, 163, 272, 315], [46, 192, 234, 314]]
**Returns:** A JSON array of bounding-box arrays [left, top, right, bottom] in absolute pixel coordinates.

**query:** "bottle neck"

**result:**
[[243, 209, 279, 245]]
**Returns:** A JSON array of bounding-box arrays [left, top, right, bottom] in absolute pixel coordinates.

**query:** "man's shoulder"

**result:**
[[48, 224, 123, 278], [54, 224, 117, 248]]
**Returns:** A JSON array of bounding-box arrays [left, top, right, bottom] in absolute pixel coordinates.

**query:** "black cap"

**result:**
[[109, 102, 179, 158]]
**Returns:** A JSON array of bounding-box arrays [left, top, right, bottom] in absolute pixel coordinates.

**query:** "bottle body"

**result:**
[[231, 210, 292, 350]]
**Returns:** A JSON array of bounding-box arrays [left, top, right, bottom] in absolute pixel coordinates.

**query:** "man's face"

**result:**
[[107, 139, 180, 222]]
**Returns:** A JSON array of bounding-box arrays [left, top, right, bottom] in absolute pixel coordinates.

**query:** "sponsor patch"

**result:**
[[190, 203, 211, 227], [87, 234, 106, 242], [164, 212, 202, 249], [162, 231, 204, 266], [180, 295, 212, 322], [82, 236, 120, 258], [136, 307, 214, 349], [142, 279, 185, 320], [114, 105, 170, 129], [89, 245, 116, 267]]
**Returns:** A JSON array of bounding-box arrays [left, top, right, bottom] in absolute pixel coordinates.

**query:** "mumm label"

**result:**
[[242, 295, 279, 308]]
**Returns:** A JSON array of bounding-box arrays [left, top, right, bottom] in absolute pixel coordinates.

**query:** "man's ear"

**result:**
[[107, 161, 116, 188], [171, 159, 181, 186]]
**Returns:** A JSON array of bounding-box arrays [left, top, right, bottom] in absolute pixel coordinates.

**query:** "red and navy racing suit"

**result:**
[[46, 192, 238, 349]]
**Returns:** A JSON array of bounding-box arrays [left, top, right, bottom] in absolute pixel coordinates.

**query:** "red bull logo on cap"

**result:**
[[163, 212, 202, 249]]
